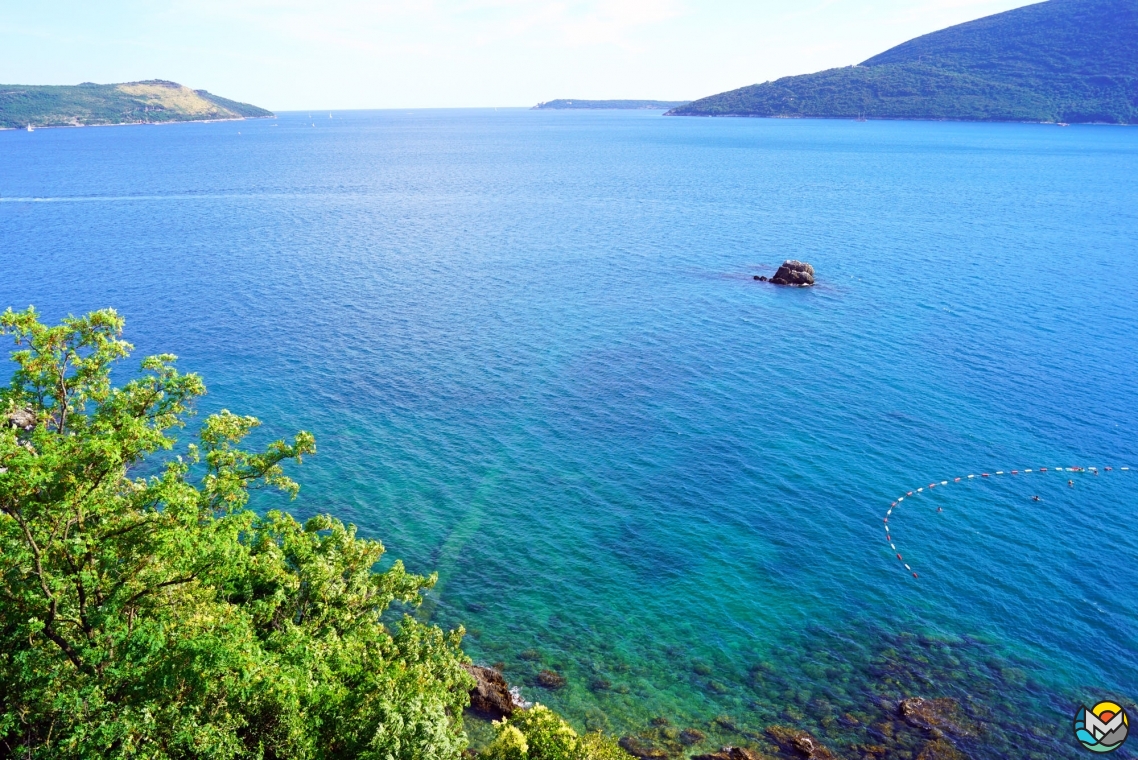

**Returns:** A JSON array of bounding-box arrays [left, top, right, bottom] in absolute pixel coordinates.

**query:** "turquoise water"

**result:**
[[2, 110, 1136, 758]]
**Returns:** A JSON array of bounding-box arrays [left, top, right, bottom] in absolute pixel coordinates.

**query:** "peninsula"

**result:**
[[534, 99, 689, 110], [0, 80, 273, 129], [669, 0, 1138, 124]]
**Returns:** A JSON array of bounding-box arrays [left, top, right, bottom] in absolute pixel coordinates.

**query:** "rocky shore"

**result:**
[[465, 669, 980, 760], [460, 628, 1100, 760], [604, 705, 971, 760]]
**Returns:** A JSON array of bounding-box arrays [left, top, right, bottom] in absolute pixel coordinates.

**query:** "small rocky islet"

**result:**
[[754, 261, 815, 287]]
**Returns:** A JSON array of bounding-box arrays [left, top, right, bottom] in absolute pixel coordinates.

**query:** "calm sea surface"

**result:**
[[2, 110, 1136, 758]]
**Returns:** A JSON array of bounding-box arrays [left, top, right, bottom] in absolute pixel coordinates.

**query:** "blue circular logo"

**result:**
[[1074, 701, 1129, 753]]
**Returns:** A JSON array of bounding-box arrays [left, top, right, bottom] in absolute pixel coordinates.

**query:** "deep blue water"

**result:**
[[2, 110, 1136, 758]]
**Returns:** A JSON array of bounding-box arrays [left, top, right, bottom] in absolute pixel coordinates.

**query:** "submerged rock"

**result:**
[[916, 738, 967, 760], [463, 664, 518, 719], [618, 736, 669, 759], [770, 261, 815, 286], [691, 747, 768, 760], [713, 715, 739, 732], [897, 697, 976, 737], [764, 726, 838, 759], [680, 728, 707, 745], [536, 669, 566, 689]]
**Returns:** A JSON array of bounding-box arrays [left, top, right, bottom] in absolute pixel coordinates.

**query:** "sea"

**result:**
[[2, 110, 1136, 759]]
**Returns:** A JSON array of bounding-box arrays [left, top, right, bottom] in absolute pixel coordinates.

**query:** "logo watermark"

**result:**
[[1074, 701, 1129, 753]]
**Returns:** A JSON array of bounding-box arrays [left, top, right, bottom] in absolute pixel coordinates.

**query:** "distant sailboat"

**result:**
[[855, 112, 867, 122], [25, 124, 34, 132], [329, 113, 333, 118]]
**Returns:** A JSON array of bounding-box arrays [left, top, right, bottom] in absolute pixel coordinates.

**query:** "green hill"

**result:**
[[668, 0, 1138, 123], [0, 80, 273, 129], [533, 99, 689, 110]]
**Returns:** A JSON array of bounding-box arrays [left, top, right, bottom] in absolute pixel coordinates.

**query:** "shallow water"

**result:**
[[2, 110, 1136, 758]]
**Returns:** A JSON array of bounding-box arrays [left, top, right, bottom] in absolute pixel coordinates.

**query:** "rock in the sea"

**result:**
[[619, 736, 669, 759], [536, 669, 566, 689], [764, 726, 838, 759], [770, 260, 815, 287], [680, 728, 707, 745], [713, 715, 738, 731], [6, 408, 37, 431], [691, 748, 768, 760], [897, 697, 975, 737], [916, 738, 967, 760], [463, 664, 518, 719]]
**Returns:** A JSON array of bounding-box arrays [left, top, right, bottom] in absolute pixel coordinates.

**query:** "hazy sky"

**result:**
[[2, 0, 1039, 110]]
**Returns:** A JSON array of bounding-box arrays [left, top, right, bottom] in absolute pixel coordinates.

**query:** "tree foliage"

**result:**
[[0, 307, 472, 759], [479, 706, 629, 760]]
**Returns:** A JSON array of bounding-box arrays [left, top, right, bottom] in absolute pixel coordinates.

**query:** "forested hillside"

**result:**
[[670, 0, 1138, 123]]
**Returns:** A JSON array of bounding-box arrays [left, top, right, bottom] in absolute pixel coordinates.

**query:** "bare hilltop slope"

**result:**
[[669, 0, 1138, 123], [0, 80, 273, 129]]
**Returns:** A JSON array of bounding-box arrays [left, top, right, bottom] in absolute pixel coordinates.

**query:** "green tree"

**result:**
[[0, 307, 473, 759], [480, 706, 630, 760]]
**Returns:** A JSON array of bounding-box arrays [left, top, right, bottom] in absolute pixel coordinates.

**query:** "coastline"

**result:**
[[662, 112, 1133, 126], [0, 115, 276, 131]]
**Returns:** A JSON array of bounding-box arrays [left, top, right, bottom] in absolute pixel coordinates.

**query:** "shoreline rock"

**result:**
[[464, 664, 519, 720], [6, 407, 36, 431]]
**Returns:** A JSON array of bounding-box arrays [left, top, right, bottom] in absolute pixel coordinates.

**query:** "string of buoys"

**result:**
[[883, 466, 1130, 579]]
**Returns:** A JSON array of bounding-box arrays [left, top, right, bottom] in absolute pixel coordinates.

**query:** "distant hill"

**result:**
[[0, 80, 273, 129], [669, 0, 1138, 123], [534, 99, 689, 110]]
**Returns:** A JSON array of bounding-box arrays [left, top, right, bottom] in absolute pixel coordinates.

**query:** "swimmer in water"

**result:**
[[1068, 479, 1074, 487], [937, 506, 943, 513], [1032, 495, 1040, 502]]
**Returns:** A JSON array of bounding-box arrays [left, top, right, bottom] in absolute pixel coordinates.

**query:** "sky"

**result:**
[[1, 0, 1040, 110]]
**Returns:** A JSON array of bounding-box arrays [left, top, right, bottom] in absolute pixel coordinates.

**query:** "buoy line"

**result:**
[[883, 466, 1131, 579]]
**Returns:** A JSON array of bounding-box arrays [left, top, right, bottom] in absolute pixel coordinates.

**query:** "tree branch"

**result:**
[[123, 575, 197, 608]]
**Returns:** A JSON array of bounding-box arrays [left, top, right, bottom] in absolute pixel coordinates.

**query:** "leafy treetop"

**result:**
[[0, 306, 472, 760]]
